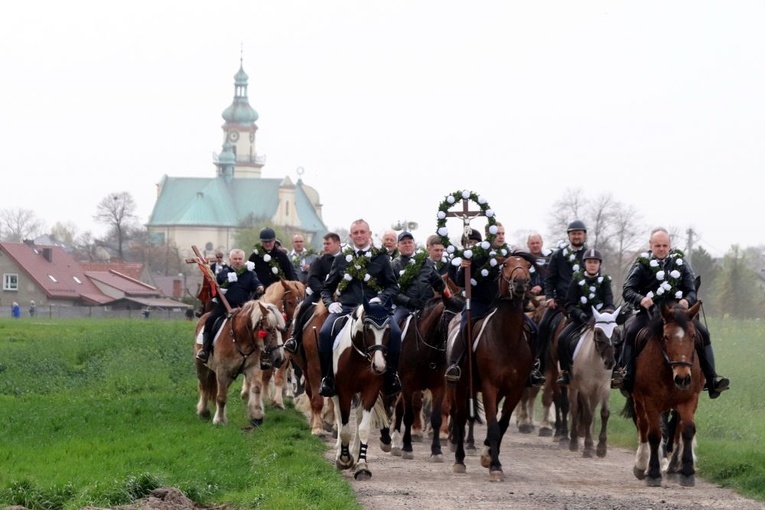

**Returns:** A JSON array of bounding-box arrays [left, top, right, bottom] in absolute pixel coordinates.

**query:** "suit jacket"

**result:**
[[544, 244, 587, 302], [248, 246, 298, 288], [321, 248, 399, 308], [623, 250, 697, 314]]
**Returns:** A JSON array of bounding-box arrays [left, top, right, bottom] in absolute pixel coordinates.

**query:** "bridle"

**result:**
[[349, 309, 390, 361], [228, 306, 281, 374], [499, 257, 530, 300], [659, 320, 696, 369]]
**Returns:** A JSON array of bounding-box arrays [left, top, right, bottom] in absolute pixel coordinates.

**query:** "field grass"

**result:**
[[604, 317, 765, 501], [0, 319, 360, 510]]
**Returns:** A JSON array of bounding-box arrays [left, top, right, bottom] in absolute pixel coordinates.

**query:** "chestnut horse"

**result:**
[[194, 300, 286, 426], [382, 293, 463, 462], [623, 302, 704, 487], [448, 253, 535, 481], [331, 298, 394, 480], [249, 280, 306, 409], [567, 307, 620, 457]]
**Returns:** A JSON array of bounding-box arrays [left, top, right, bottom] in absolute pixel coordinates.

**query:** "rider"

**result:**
[[526, 232, 551, 297], [288, 233, 318, 285], [196, 248, 264, 363], [391, 231, 447, 326], [615, 227, 730, 398], [538, 220, 588, 382], [443, 229, 546, 387], [318, 219, 401, 397], [248, 227, 298, 289], [556, 248, 614, 385], [283, 232, 342, 354]]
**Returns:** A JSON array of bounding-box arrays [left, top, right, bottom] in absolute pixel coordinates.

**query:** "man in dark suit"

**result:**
[[318, 219, 401, 397], [283, 232, 342, 354], [248, 227, 298, 289]]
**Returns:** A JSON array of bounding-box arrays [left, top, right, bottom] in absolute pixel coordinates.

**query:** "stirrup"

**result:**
[[384, 372, 402, 396], [610, 367, 625, 389], [529, 369, 546, 388], [444, 364, 461, 383], [319, 376, 336, 397], [196, 349, 209, 363], [556, 371, 570, 386], [708, 376, 730, 399], [283, 337, 298, 354]]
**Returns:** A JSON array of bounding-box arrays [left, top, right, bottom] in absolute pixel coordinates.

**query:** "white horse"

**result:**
[[567, 307, 621, 457]]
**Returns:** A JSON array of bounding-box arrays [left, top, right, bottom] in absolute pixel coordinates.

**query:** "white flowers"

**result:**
[[580, 296, 588, 304], [345, 254, 353, 263], [488, 224, 498, 235], [451, 256, 463, 267], [227, 272, 238, 282], [480, 241, 490, 250], [263, 254, 272, 263], [446, 196, 456, 204], [438, 227, 449, 237], [364, 274, 371, 282], [489, 258, 498, 267], [245, 261, 255, 271], [478, 196, 487, 205], [656, 271, 665, 281], [446, 245, 456, 254], [670, 269, 681, 279], [485, 209, 494, 218], [271, 267, 279, 274], [675, 290, 684, 299], [437, 211, 446, 220], [480, 269, 489, 277], [462, 190, 471, 199], [463, 249, 473, 260], [676, 258, 684, 266], [343, 274, 352, 281]]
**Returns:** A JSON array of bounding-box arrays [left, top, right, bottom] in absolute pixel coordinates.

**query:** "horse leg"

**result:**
[[245, 368, 266, 427], [411, 390, 424, 441], [568, 388, 580, 452], [632, 396, 650, 480], [333, 395, 354, 470], [213, 372, 235, 425], [516, 389, 530, 433], [677, 404, 698, 487], [429, 386, 445, 463], [555, 390, 570, 448], [450, 386, 468, 473], [596, 393, 610, 458], [581, 394, 595, 458], [270, 364, 286, 410], [480, 389, 504, 482], [196, 365, 216, 420], [401, 390, 416, 459], [389, 395, 404, 456], [240, 374, 251, 400], [354, 398, 378, 481]]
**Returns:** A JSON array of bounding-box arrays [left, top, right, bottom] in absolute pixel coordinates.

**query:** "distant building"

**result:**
[[147, 58, 328, 258]]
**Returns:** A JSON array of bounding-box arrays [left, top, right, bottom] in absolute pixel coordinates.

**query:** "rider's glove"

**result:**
[[328, 302, 343, 314]]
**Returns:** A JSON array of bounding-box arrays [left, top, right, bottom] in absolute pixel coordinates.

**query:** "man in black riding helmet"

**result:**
[[538, 220, 588, 383], [248, 227, 299, 289], [615, 227, 730, 399]]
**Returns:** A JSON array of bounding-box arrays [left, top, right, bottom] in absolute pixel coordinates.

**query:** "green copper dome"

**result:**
[[222, 62, 259, 124]]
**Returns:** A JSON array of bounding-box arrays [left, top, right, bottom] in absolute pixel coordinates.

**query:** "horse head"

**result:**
[[244, 300, 287, 369], [264, 279, 305, 331], [352, 297, 392, 375], [659, 301, 702, 390], [591, 306, 621, 371], [498, 252, 533, 301]]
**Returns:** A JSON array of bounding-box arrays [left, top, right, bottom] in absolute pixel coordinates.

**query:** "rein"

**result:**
[[498, 260, 529, 301], [229, 310, 277, 375], [349, 314, 388, 361]]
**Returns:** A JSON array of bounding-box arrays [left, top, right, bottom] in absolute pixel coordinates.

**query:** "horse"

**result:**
[[381, 293, 463, 462], [448, 253, 535, 481], [537, 311, 570, 443], [331, 298, 394, 480], [194, 299, 286, 426], [622, 302, 704, 487], [566, 307, 621, 458], [516, 296, 548, 434], [249, 279, 306, 409], [291, 300, 333, 436]]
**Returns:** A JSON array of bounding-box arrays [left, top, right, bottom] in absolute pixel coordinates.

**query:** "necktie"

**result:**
[[357, 250, 365, 257]]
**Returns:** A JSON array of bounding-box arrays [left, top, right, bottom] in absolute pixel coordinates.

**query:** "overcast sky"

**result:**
[[1, 1, 763, 257]]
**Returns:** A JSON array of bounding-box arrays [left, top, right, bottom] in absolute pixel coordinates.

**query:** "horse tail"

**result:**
[[620, 394, 635, 419], [372, 394, 391, 429]]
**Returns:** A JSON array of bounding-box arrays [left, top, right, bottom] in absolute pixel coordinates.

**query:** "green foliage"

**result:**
[[606, 318, 765, 502], [712, 246, 765, 318], [0, 319, 360, 510]]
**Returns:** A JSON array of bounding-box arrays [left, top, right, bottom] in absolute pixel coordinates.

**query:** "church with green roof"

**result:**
[[147, 59, 328, 257]]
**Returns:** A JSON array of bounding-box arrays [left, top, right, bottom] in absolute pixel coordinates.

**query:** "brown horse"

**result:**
[[567, 307, 620, 458], [516, 296, 547, 434], [623, 302, 704, 487], [537, 311, 570, 443], [448, 253, 535, 481], [250, 280, 306, 409], [194, 300, 286, 426], [382, 293, 463, 462], [291, 300, 332, 436], [331, 298, 394, 480]]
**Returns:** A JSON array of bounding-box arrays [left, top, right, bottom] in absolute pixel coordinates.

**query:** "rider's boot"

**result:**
[[384, 349, 402, 396], [699, 344, 730, 399], [528, 359, 546, 388], [556, 335, 571, 385], [196, 330, 212, 363], [319, 350, 336, 397], [283, 330, 300, 354], [444, 330, 465, 383], [524, 318, 546, 387], [617, 339, 635, 396]]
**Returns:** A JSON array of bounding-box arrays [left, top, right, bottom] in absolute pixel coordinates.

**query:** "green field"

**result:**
[[0, 319, 360, 510], [0, 317, 763, 509]]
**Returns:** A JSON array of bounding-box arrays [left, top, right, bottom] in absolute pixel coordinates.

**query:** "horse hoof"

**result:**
[[596, 446, 607, 458], [569, 442, 578, 452], [466, 444, 477, 455], [680, 474, 695, 487], [645, 476, 662, 487], [452, 463, 466, 474], [379, 440, 391, 453], [354, 468, 372, 481], [582, 447, 593, 458], [633, 466, 646, 480], [489, 469, 505, 482], [429, 454, 444, 463], [391, 447, 402, 457], [250, 418, 263, 427], [336, 456, 354, 470], [402, 450, 414, 460], [411, 432, 423, 442], [538, 427, 553, 437], [558, 438, 569, 449], [480, 451, 491, 469], [198, 410, 211, 420], [518, 424, 534, 434]]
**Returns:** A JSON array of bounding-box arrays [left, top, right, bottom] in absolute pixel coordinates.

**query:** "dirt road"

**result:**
[[323, 419, 764, 510]]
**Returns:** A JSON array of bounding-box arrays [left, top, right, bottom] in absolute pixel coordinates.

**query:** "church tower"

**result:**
[[216, 58, 264, 178]]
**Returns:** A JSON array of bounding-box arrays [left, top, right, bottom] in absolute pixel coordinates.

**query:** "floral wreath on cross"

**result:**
[[637, 249, 686, 300], [436, 190, 514, 285]]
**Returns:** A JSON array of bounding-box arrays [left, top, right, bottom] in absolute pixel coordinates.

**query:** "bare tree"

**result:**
[[49, 221, 79, 246], [0, 208, 44, 242], [94, 192, 138, 260], [547, 188, 588, 241]]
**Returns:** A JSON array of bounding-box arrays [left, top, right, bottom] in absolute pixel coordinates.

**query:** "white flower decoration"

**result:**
[[649, 259, 659, 268], [264, 254, 272, 263], [438, 227, 449, 237], [488, 225, 498, 235], [463, 249, 473, 259], [354, 264, 361, 270], [572, 264, 580, 272], [529, 266, 536, 273], [399, 270, 406, 276], [478, 196, 487, 205], [661, 281, 672, 291], [580, 296, 587, 304], [646, 291, 655, 299], [364, 274, 371, 282], [462, 190, 471, 199], [345, 254, 353, 262], [656, 287, 665, 296], [588, 292, 596, 299], [595, 303, 603, 310], [245, 261, 255, 271], [446, 196, 456, 204], [676, 258, 684, 266], [674, 291, 684, 299], [641, 252, 650, 259], [499, 248, 508, 256], [470, 278, 478, 286], [578, 279, 586, 287], [589, 286, 596, 292], [670, 270, 681, 279], [485, 209, 494, 218], [446, 245, 455, 254], [481, 269, 489, 277], [597, 276, 604, 284], [451, 257, 462, 266], [480, 241, 490, 250], [343, 274, 352, 281], [437, 211, 446, 220], [489, 258, 498, 267], [271, 267, 279, 274], [656, 271, 665, 281]]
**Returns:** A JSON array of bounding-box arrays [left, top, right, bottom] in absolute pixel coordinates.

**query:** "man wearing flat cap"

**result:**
[[248, 226, 298, 289], [391, 231, 447, 326]]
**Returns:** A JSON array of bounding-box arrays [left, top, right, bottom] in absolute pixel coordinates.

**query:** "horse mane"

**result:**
[[241, 300, 286, 331], [509, 249, 537, 268]]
